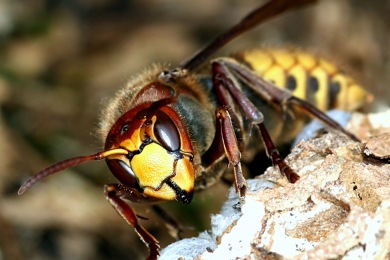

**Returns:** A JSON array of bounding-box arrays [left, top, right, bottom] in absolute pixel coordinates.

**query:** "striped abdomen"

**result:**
[[234, 48, 372, 112]]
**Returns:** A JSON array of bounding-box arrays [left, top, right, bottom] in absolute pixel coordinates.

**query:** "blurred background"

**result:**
[[0, 0, 389, 259]]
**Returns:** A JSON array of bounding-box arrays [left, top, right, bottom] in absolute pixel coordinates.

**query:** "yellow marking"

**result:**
[[171, 157, 195, 193], [295, 51, 316, 70], [102, 148, 128, 158], [116, 127, 143, 152], [332, 74, 371, 111], [347, 82, 369, 111], [311, 67, 329, 111], [143, 156, 195, 201], [241, 50, 273, 72], [272, 49, 295, 69], [131, 144, 195, 201], [131, 143, 174, 189], [319, 59, 337, 74], [263, 65, 286, 88], [144, 184, 176, 201], [288, 65, 307, 99]]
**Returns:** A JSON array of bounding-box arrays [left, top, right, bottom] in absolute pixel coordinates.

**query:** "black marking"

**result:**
[[328, 81, 341, 109], [306, 75, 319, 104], [287, 75, 297, 91], [127, 138, 152, 160], [308, 76, 319, 93], [166, 178, 193, 204]]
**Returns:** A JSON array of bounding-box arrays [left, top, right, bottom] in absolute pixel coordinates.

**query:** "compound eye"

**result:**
[[154, 111, 180, 151], [106, 159, 138, 188]]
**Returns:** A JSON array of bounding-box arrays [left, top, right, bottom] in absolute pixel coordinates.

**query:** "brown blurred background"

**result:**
[[0, 0, 389, 259]]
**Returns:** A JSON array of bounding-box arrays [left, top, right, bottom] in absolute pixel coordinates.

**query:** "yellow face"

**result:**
[[106, 107, 195, 203], [131, 142, 194, 201]]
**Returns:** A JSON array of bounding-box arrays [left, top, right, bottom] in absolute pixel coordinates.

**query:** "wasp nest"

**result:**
[[160, 110, 390, 260]]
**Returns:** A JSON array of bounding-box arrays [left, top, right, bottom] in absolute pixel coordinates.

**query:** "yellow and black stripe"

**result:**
[[234, 49, 372, 112]]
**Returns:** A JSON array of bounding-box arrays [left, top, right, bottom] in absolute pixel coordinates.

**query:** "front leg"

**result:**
[[215, 106, 247, 197], [104, 183, 160, 260]]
